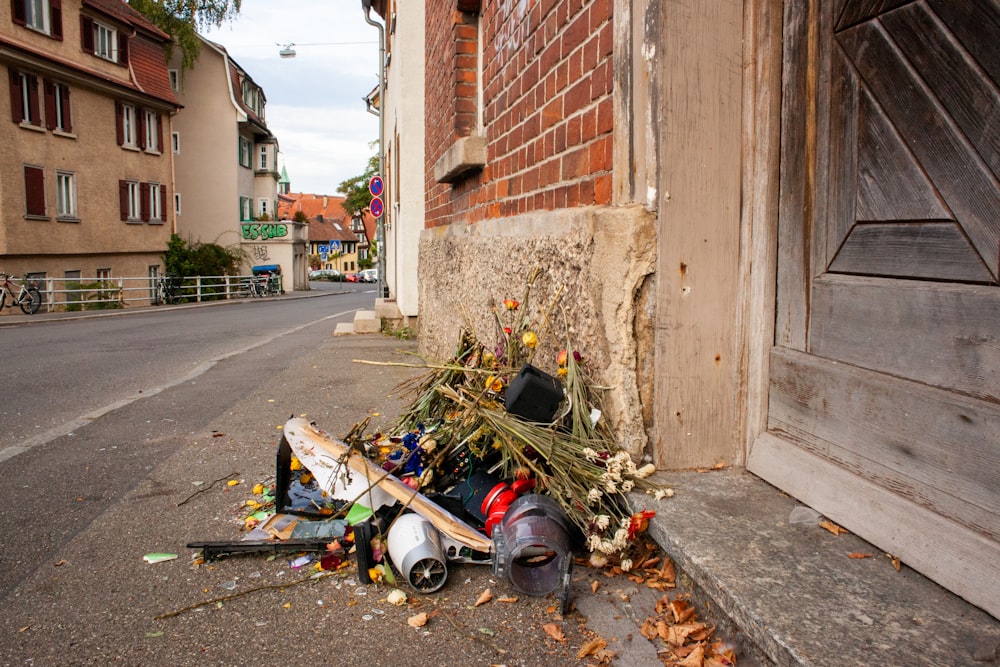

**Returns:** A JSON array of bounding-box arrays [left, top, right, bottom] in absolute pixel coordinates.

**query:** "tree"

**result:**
[[164, 233, 245, 276], [128, 0, 242, 71], [338, 142, 379, 216]]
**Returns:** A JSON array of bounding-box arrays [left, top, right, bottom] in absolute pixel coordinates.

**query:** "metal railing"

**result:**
[[6, 274, 283, 313]]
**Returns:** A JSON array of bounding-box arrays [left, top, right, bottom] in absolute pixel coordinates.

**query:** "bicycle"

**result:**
[[156, 275, 183, 305], [0, 273, 41, 314]]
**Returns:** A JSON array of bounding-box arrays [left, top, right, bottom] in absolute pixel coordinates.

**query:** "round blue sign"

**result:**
[[370, 196, 384, 218], [369, 176, 384, 198]]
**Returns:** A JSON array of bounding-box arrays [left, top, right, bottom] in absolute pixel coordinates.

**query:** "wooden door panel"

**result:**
[[834, 0, 912, 29], [926, 0, 1000, 87], [833, 9, 1000, 280], [768, 347, 1000, 541]]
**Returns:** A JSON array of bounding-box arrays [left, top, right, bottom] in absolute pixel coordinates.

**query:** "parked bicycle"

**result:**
[[156, 275, 183, 305], [0, 273, 41, 314]]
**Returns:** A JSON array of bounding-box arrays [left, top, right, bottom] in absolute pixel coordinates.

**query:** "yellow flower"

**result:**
[[485, 375, 503, 392], [522, 331, 538, 349], [503, 298, 520, 311]]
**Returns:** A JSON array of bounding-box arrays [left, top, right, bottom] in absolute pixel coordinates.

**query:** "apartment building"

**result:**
[[1, 0, 178, 290], [170, 37, 306, 287]]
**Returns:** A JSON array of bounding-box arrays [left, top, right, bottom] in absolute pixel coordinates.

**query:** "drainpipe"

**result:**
[[362, 0, 388, 300]]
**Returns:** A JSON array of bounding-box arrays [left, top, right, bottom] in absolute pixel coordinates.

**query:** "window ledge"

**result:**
[[121, 144, 141, 152], [434, 134, 487, 184], [144, 149, 162, 156], [53, 129, 77, 139], [19, 122, 45, 132], [57, 216, 81, 223], [24, 214, 50, 221]]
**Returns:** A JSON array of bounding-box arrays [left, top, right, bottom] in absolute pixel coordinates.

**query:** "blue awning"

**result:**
[[252, 264, 281, 274]]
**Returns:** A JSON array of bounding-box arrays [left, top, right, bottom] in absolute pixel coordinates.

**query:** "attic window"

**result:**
[[334, 223, 343, 230]]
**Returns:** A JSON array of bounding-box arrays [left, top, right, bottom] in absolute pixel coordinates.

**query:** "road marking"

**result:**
[[0, 309, 359, 464]]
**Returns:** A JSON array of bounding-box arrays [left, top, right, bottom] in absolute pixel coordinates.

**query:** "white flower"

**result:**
[[582, 447, 599, 462], [604, 480, 618, 494], [587, 535, 602, 552], [621, 480, 635, 493], [620, 558, 633, 572], [589, 552, 608, 568], [651, 488, 674, 500], [613, 529, 629, 549], [594, 515, 611, 530], [599, 539, 616, 554], [634, 463, 656, 479], [587, 488, 603, 503]]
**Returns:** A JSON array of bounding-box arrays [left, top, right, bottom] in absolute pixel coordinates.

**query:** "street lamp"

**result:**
[[278, 43, 296, 58]]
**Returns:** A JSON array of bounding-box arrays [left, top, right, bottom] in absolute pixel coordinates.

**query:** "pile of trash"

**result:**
[[189, 271, 672, 612]]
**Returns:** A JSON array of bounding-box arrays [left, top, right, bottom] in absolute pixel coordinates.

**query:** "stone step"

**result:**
[[630, 469, 1000, 666], [352, 309, 380, 334], [333, 322, 355, 336]]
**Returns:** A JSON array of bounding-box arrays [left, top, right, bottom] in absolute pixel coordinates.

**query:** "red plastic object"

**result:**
[[482, 478, 537, 535]]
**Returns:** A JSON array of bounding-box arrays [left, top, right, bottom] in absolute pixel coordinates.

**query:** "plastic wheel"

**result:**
[[20, 286, 40, 314]]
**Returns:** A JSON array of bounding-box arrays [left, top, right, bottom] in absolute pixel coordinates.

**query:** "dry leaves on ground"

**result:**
[[640, 594, 737, 667]]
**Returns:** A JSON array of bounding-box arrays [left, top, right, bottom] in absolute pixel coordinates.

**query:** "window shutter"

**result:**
[[61, 85, 71, 132], [49, 0, 62, 40], [160, 185, 167, 218], [24, 166, 45, 216], [118, 180, 128, 220], [115, 101, 123, 145], [140, 182, 150, 221], [44, 79, 55, 130], [136, 108, 146, 149], [117, 32, 129, 66], [27, 74, 39, 125], [81, 16, 94, 53], [8, 68, 22, 123], [11, 0, 26, 26], [157, 113, 163, 152]]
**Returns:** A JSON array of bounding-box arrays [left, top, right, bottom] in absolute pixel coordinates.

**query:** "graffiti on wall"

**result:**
[[242, 223, 288, 240], [496, 0, 534, 69], [251, 245, 270, 262]]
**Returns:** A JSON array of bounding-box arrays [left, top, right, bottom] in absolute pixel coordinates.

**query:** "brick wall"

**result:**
[[425, 0, 614, 228]]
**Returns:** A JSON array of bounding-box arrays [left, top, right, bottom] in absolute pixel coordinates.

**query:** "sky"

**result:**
[[201, 0, 380, 196]]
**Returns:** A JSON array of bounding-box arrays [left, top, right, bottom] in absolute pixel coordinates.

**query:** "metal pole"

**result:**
[[362, 0, 387, 300]]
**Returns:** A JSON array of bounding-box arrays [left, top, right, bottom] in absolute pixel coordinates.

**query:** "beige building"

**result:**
[[1, 0, 178, 295], [170, 37, 306, 288]]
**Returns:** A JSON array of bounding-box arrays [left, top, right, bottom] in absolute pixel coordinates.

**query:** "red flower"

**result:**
[[628, 510, 657, 540], [503, 298, 520, 311]]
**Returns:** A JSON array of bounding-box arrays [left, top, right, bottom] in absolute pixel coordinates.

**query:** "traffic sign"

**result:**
[[370, 196, 384, 218], [369, 175, 384, 198], [331, 240, 341, 251]]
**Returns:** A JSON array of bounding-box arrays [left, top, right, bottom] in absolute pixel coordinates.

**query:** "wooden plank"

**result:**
[[834, 0, 912, 31], [926, 0, 1000, 93], [767, 346, 1000, 540], [774, 0, 813, 349], [825, 46, 859, 264], [652, 0, 744, 467], [829, 222, 995, 282], [810, 274, 1000, 401], [882, 2, 1000, 180], [748, 430, 1000, 620]]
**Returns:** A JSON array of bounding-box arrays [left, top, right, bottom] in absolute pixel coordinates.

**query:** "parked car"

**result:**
[[358, 269, 378, 283], [309, 269, 341, 280], [344, 273, 359, 283]]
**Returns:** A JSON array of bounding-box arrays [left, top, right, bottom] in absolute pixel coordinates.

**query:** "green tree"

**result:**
[[338, 143, 379, 216], [128, 0, 242, 71]]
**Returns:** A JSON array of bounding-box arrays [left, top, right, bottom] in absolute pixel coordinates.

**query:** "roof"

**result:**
[[278, 193, 358, 243], [82, 0, 170, 41], [129, 35, 178, 105]]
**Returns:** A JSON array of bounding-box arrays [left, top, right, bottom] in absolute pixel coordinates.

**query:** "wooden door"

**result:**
[[748, 0, 1000, 618]]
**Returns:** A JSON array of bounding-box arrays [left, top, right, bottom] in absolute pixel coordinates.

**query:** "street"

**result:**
[[0, 285, 647, 667]]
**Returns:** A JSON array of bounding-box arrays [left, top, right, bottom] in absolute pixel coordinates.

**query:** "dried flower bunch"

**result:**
[[381, 270, 671, 567]]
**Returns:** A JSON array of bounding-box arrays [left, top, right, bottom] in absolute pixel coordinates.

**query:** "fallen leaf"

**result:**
[[591, 580, 600, 593], [542, 623, 566, 642], [407, 612, 428, 627], [640, 618, 659, 640], [819, 520, 847, 536], [642, 556, 661, 569], [677, 643, 706, 667], [660, 558, 676, 583], [474, 588, 493, 607], [478, 627, 495, 636], [577, 636, 608, 659], [886, 554, 901, 571], [848, 552, 874, 559], [497, 596, 519, 603], [212, 432, 225, 438], [671, 599, 697, 624], [665, 622, 707, 646], [54, 559, 67, 567]]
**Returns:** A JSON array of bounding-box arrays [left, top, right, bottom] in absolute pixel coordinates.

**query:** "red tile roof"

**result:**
[[82, 0, 170, 40], [130, 35, 178, 105], [278, 193, 358, 243]]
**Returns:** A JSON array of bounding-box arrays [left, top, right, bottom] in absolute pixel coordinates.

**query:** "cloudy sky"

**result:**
[[201, 0, 380, 195]]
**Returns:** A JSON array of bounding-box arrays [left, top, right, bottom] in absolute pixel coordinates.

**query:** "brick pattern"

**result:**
[[425, 0, 614, 228]]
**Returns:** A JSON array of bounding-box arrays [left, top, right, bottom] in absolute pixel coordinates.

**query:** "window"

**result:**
[[168, 69, 179, 92], [93, 22, 117, 62], [144, 109, 159, 152], [44, 80, 72, 132], [119, 179, 140, 221], [81, 16, 125, 64], [240, 196, 252, 221], [56, 171, 76, 218], [258, 198, 268, 218], [96, 268, 111, 281], [117, 102, 137, 147], [139, 182, 165, 222], [9, 69, 41, 126], [172, 131, 180, 154], [174, 192, 181, 215], [13, 0, 61, 38], [23, 165, 46, 217], [238, 136, 251, 167], [259, 145, 268, 170]]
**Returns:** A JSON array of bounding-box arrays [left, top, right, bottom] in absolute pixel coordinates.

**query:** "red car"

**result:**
[[344, 273, 359, 283]]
